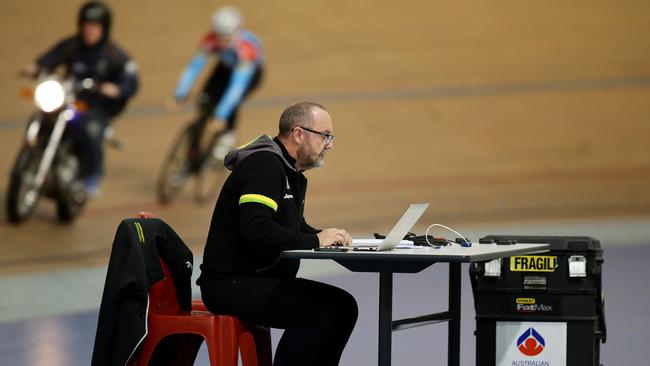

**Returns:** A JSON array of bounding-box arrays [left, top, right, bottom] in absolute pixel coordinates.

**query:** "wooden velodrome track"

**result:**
[[1, 0, 649, 276]]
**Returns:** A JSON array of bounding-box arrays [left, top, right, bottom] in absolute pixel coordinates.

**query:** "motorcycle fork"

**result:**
[[26, 111, 68, 202]]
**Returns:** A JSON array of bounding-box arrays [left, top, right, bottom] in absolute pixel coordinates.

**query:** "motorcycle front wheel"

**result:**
[[6, 145, 42, 223]]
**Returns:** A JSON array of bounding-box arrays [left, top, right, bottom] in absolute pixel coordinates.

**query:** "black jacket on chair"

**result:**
[[91, 218, 194, 366]]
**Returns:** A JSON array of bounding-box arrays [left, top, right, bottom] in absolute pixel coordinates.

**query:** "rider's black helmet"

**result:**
[[78, 1, 112, 40]]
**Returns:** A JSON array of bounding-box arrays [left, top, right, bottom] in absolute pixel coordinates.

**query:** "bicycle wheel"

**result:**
[[193, 130, 229, 204], [156, 126, 195, 204]]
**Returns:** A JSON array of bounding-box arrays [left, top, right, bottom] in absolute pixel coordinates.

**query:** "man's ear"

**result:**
[[292, 127, 304, 144]]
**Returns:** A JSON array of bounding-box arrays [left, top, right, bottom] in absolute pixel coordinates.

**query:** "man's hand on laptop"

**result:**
[[318, 228, 352, 247]]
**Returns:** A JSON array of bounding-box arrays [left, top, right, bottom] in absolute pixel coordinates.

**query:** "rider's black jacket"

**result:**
[[35, 36, 139, 117], [197, 135, 321, 285]]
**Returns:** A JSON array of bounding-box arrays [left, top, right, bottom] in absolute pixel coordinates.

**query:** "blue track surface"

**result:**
[[1, 244, 648, 365]]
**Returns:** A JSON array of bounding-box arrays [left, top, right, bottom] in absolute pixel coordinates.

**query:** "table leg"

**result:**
[[448, 263, 461, 366], [378, 271, 393, 366]]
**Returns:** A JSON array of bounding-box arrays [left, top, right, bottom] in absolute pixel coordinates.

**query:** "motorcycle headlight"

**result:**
[[34, 80, 66, 113]]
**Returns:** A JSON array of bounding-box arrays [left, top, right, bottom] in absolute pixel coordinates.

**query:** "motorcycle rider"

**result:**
[[22, 1, 139, 195], [166, 6, 264, 160]]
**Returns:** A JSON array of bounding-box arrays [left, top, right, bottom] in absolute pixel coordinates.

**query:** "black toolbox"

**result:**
[[470, 235, 606, 366]]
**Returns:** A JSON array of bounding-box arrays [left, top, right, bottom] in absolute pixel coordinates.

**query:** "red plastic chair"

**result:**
[[130, 258, 273, 366]]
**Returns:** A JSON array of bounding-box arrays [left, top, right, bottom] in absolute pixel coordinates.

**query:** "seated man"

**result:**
[[198, 102, 358, 366]]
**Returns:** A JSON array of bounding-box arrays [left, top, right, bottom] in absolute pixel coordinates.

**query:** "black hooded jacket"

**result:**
[[34, 10, 138, 117], [198, 135, 321, 285], [91, 218, 194, 366]]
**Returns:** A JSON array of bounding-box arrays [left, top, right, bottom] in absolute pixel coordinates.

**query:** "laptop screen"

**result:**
[[377, 203, 429, 251]]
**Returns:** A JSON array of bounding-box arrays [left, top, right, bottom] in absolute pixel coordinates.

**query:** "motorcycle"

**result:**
[[5, 76, 118, 223]]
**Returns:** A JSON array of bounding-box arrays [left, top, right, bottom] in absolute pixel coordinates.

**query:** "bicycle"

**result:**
[[156, 115, 230, 204]]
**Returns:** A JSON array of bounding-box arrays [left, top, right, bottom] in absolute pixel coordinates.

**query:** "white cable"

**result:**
[[425, 223, 472, 247]]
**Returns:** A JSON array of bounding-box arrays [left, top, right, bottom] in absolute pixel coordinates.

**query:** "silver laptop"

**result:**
[[374, 203, 428, 251], [352, 203, 429, 251], [373, 203, 428, 251], [314, 203, 429, 252]]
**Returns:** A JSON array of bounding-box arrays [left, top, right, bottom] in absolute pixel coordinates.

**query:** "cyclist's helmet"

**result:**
[[212, 6, 242, 37], [78, 1, 112, 39]]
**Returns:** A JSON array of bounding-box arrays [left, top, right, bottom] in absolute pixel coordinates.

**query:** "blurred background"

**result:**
[[0, 0, 649, 365]]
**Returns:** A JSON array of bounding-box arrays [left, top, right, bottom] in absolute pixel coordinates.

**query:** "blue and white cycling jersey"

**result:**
[[174, 30, 264, 121]]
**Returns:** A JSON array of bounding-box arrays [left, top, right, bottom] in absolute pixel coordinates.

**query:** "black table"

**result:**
[[283, 243, 549, 366]]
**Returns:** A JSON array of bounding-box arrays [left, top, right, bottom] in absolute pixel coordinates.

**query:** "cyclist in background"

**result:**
[[167, 6, 264, 160]]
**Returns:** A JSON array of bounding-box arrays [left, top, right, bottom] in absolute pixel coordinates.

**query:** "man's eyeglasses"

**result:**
[[296, 126, 334, 144]]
